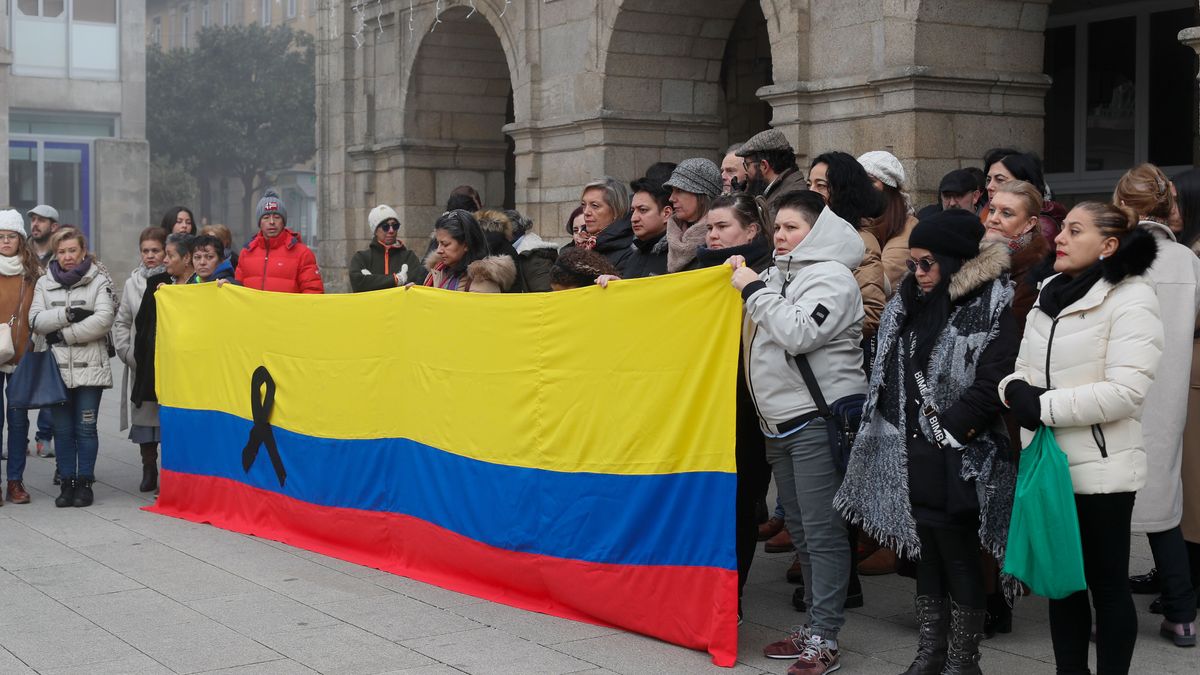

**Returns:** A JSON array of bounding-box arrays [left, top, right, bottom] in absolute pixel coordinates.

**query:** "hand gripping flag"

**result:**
[[147, 266, 743, 665]]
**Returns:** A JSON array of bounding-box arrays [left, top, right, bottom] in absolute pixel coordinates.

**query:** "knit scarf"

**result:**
[[834, 275, 1020, 598], [665, 215, 710, 273], [0, 255, 23, 278], [50, 257, 92, 288]]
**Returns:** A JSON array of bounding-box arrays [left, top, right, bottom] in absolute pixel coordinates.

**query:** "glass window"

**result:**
[[1149, 8, 1196, 168], [202, 1, 211, 28], [8, 141, 91, 240], [223, 0, 233, 25], [1085, 17, 1136, 172], [9, 112, 115, 137], [261, 0, 272, 25], [181, 5, 191, 49], [153, 17, 162, 45], [8, 143, 38, 217], [287, 0, 297, 19], [1043, 25, 1076, 174], [11, 0, 119, 79]]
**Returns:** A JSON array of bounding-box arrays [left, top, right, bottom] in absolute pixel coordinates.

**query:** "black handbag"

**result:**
[[789, 352, 865, 473], [8, 337, 68, 409]]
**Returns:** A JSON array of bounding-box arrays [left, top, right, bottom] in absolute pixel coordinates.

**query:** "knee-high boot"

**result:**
[[943, 600, 986, 675], [139, 443, 158, 493]]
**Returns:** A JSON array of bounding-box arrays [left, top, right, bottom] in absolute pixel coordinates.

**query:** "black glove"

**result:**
[[66, 308, 93, 323], [1005, 380, 1047, 431], [45, 331, 64, 346]]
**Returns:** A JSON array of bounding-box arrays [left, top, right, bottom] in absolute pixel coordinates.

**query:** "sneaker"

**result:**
[[787, 634, 840, 674], [36, 439, 54, 458], [1161, 620, 1197, 648], [1129, 568, 1160, 594], [763, 625, 812, 659]]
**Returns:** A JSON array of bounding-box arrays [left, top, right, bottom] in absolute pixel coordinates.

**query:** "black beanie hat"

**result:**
[[909, 208, 984, 260]]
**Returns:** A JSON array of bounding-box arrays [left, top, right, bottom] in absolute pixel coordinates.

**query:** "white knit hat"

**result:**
[[368, 204, 400, 234], [0, 210, 26, 238], [857, 150, 907, 189]]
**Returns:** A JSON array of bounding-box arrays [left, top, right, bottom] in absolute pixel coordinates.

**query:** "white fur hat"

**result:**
[[368, 205, 400, 233], [857, 150, 907, 189], [0, 210, 26, 238]]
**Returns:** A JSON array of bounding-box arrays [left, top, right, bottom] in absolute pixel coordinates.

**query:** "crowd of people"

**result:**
[[1, 128, 1199, 674]]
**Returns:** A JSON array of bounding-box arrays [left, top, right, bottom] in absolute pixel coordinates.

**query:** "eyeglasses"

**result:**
[[905, 257, 937, 273], [379, 222, 400, 232], [0, 233, 21, 242], [742, 159, 759, 171]]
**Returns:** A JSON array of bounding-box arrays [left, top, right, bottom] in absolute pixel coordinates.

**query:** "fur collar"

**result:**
[[1101, 226, 1157, 284], [948, 242, 1010, 301]]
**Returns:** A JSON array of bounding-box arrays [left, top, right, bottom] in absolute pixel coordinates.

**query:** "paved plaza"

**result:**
[[0, 376, 1191, 674]]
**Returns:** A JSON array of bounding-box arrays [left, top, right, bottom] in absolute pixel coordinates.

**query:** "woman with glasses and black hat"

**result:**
[[836, 209, 1020, 675]]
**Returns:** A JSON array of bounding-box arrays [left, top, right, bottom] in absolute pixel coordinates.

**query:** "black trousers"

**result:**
[[734, 383, 771, 599], [1048, 492, 1136, 675], [1148, 525, 1198, 623], [915, 524, 985, 609]]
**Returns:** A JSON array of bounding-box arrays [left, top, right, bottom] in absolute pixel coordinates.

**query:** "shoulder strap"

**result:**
[[789, 352, 830, 418], [8, 280, 26, 326]]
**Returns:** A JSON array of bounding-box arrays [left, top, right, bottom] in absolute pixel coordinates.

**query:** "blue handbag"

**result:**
[[7, 337, 68, 409]]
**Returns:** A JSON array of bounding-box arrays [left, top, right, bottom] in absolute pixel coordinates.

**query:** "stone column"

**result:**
[[1180, 26, 1200, 164]]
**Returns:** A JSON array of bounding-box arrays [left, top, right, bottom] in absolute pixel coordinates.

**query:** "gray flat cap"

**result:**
[[736, 128, 792, 157], [663, 158, 723, 198]]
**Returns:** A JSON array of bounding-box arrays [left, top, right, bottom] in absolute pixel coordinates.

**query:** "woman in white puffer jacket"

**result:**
[[999, 201, 1164, 675], [29, 229, 115, 510]]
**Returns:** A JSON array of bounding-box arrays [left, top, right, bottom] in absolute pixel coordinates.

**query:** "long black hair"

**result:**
[[810, 151, 884, 229], [993, 152, 1048, 198], [433, 209, 491, 273], [898, 252, 965, 369], [160, 206, 197, 236], [1173, 168, 1200, 248]]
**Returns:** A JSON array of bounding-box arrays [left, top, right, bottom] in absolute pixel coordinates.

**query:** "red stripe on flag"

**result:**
[[147, 469, 739, 666]]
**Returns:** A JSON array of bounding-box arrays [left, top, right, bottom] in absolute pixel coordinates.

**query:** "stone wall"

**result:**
[[314, 0, 1099, 292], [95, 139, 151, 288]]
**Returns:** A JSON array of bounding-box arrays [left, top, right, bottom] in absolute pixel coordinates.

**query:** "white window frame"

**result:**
[[201, 0, 210, 28], [222, 0, 232, 26], [260, 0, 272, 26], [1045, 0, 1194, 196], [8, 0, 122, 81], [287, 0, 297, 20], [152, 16, 162, 45]]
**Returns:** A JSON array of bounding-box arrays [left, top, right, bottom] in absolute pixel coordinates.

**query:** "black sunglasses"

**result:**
[[905, 257, 937, 273], [378, 221, 400, 232]]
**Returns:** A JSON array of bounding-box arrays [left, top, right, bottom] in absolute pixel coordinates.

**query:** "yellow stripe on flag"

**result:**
[[155, 266, 742, 475]]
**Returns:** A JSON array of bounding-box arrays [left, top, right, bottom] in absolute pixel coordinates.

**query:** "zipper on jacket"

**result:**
[[261, 244, 270, 290], [1090, 424, 1108, 459], [1044, 317, 1060, 389]]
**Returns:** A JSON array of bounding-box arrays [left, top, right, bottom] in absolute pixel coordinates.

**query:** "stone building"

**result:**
[[145, 0, 319, 246], [315, 0, 1199, 292], [1, 0, 149, 278]]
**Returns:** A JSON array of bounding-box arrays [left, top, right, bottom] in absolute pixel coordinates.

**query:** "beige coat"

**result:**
[[1132, 221, 1200, 532], [29, 262, 116, 389], [855, 230, 886, 339], [112, 267, 160, 430], [878, 214, 918, 298], [1183, 333, 1200, 542]]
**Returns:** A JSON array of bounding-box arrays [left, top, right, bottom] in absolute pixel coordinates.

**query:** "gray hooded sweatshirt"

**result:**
[[741, 206, 869, 434]]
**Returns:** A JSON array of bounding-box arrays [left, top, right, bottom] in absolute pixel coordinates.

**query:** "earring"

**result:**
[[1099, 254, 1106, 260]]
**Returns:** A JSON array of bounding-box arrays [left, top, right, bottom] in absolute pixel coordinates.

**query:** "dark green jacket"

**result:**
[[348, 240, 427, 292]]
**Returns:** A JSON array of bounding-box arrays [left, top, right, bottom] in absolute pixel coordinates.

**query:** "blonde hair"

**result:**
[[995, 180, 1043, 219], [200, 224, 233, 250], [1114, 163, 1173, 221], [50, 228, 88, 256]]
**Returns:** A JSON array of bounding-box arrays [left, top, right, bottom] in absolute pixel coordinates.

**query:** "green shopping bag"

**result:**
[[1001, 425, 1087, 599]]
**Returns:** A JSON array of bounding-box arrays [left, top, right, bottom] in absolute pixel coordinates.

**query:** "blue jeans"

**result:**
[[1, 372, 31, 481], [36, 407, 52, 441], [765, 420, 849, 641], [52, 387, 102, 480]]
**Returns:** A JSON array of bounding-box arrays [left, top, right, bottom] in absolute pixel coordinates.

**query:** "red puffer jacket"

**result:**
[[235, 228, 324, 293]]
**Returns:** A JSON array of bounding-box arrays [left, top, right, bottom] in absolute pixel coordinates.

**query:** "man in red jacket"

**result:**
[[235, 190, 324, 293]]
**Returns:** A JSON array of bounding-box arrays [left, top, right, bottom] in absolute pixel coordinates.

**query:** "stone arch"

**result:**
[[597, 0, 795, 173], [399, 3, 519, 227]]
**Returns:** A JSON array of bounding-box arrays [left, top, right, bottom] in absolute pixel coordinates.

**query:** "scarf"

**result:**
[[1037, 264, 1103, 318], [424, 261, 464, 291], [693, 238, 772, 271], [665, 215, 710, 273], [49, 257, 93, 288], [0, 255, 23, 278], [835, 272, 1019, 599]]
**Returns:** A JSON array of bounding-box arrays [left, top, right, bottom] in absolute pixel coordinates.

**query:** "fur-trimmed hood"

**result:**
[[949, 241, 1011, 301], [1102, 225, 1158, 284], [466, 254, 517, 289]]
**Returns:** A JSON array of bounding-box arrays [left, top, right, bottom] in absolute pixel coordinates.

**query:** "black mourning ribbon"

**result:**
[[242, 366, 287, 487]]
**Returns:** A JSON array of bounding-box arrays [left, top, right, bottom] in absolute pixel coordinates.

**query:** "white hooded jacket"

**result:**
[[741, 206, 868, 434], [29, 261, 116, 390]]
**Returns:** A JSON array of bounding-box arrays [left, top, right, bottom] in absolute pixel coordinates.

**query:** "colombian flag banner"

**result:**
[[146, 266, 743, 665]]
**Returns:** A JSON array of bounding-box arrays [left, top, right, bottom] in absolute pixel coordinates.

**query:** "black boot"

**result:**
[[72, 478, 94, 508], [899, 595, 948, 675], [943, 600, 987, 675], [139, 443, 159, 492], [55, 476, 76, 508]]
